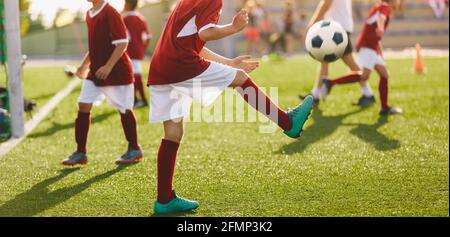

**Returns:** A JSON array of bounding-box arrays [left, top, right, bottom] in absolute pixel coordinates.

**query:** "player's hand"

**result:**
[[95, 65, 113, 80], [231, 55, 259, 73], [376, 28, 385, 37], [232, 9, 249, 33], [76, 65, 89, 79]]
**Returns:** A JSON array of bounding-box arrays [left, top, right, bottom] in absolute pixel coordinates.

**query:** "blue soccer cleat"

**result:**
[[62, 152, 88, 166], [284, 95, 314, 139], [154, 193, 199, 215], [116, 148, 143, 165]]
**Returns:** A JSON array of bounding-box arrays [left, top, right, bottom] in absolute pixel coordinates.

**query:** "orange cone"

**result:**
[[414, 43, 426, 74]]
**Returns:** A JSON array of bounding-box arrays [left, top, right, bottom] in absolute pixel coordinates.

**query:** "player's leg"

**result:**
[[101, 84, 143, 164], [231, 70, 313, 139], [134, 73, 148, 108], [341, 48, 375, 106], [62, 80, 99, 166], [153, 120, 199, 215], [375, 64, 402, 115], [149, 85, 199, 214], [132, 60, 148, 108], [308, 62, 328, 104]]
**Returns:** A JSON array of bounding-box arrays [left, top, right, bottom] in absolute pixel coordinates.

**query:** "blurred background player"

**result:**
[[321, 0, 402, 116], [62, 0, 143, 166], [244, 0, 263, 56], [123, 0, 152, 108], [302, 0, 373, 106], [282, 0, 295, 54]]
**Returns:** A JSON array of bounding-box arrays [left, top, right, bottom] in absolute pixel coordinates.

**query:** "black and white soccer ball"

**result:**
[[305, 20, 349, 63]]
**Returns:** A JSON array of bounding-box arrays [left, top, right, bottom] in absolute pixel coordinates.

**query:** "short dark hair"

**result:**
[[126, 0, 138, 10]]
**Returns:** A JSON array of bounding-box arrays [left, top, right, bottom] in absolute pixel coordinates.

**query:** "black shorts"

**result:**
[[344, 32, 354, 55]]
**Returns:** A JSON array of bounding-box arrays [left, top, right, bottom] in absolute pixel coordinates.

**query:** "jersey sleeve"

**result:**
[[195, 0, 223, 33], [379, 5, 392, 19], [108, 9, 129, 45]]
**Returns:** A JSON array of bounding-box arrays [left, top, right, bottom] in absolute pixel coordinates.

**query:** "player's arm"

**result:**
[[376, 14, 387, 37], [198, 10, 248, 42], [307, 0, 333, 29], [76, 52, 91, 79], [142, 23, 152, 49], [199, 47, 259, 73], [95, 42, 128, 80]]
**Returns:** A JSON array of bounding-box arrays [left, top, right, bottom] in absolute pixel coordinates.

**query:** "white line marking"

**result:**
[[0, 79, 81, 158]]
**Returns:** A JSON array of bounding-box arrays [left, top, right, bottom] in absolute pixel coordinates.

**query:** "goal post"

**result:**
[[3, 0, 24, 138]]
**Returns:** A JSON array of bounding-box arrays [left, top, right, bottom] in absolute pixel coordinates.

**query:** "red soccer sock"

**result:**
[[237, 78, 292, 131], [157, 139, 180, 204], [120, 110, 140, 150], [330, 72, 361, 86], [75, 112, 90, 154], [379, 76, 389, 110], [134, 74, 148, 104]]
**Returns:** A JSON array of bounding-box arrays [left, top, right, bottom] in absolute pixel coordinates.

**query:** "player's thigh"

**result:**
[[100, 84, 135, 114], [342, 53, 360, 71], [78, 80, 102, 112], [149, 85, 192, 124]]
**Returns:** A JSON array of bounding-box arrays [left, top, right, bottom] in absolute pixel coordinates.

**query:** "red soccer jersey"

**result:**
[[86, 1, 134, 86], [123, 11, 151, 60], [148, 0, 223, 85], [356, 2, 392, 55]]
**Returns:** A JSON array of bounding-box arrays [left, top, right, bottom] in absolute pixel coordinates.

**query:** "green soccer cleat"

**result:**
[[154, 194, 199, 215], [284, 95, 314, 139]]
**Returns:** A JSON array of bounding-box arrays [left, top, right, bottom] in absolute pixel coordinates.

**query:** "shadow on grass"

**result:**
[[279, 107, 366, 155], [346, 116, 400, 151], [28, 111, 116, 138], [30, 92, 57, 102], [0, 164, 135, 217]]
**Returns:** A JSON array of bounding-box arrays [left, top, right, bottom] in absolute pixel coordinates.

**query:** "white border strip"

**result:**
[[112, 39, 129, 45], [0, 79, 81, 158]]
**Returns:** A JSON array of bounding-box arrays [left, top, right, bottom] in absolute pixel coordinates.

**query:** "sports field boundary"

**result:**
[[0, 78, 81, 158]]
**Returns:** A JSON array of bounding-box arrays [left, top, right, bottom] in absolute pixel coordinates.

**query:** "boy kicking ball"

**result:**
[[321, 0, 402, 115], [63, 0, 143, 166], [148, 0, 313, 214]]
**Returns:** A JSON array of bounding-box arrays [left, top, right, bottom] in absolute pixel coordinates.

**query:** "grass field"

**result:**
[[0, 67, 72, 120], [0, 56, 448, 217]]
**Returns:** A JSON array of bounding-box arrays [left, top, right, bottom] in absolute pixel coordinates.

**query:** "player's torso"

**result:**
[[86, 5, 116, 61], [324, 0, 353, 33], [149, 0, 223, 84], [86, 4, 133, 86], [357, 4, 392, 53], [123, 13, 146, 59]]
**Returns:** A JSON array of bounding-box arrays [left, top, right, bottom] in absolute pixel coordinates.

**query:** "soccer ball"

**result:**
[[305, 20, 348, 63]]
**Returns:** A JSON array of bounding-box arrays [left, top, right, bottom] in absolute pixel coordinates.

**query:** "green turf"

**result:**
[[0, 66, 71, 119], [0, 56, 448, 217]]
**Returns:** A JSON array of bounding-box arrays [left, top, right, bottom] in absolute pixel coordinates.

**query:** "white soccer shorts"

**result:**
[[131, 59, 143, 74], [149, 62, 237, 123], [357, 47, 386, 70], [78, 79, 134, 114]]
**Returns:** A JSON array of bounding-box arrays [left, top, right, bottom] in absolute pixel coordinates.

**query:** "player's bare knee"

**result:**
[[230, 70, 249, 88], [163, 120, 184, 142], [78, 103, 92, 113]]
